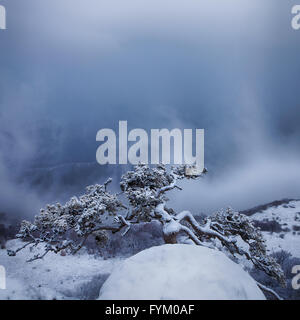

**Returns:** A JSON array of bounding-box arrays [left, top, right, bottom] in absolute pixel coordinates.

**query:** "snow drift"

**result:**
[[98, 244, 266, 300]]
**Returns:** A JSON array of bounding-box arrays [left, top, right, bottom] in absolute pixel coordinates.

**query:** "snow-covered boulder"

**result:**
[[98, 244, 265, 300]]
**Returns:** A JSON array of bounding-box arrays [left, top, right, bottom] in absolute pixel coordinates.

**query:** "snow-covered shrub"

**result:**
[[207, 208, 285, 288], [251, 250, 300, 300], [10, 164, 285, 297], [253, 219, 282, 233], [7, 178, 128, 261]]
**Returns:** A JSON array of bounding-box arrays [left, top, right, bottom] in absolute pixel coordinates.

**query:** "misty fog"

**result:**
[[0, 0, 300, 220]]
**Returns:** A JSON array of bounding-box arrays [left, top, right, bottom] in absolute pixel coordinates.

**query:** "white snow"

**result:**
[[251, 200, 300, 257], [3, 196, 297, 301], [98, 244, 265, 300], [261, 232, 300, 258], [0, 239, 121, 300]]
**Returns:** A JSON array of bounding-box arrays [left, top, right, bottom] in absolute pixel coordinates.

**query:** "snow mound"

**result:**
[[98, 244, 265, 300]]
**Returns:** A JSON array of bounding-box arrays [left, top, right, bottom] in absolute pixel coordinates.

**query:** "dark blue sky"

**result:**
[[1, 0, 300, 218]]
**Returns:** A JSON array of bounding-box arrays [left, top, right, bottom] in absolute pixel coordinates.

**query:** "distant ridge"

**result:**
[[240, 198, 299, 216]]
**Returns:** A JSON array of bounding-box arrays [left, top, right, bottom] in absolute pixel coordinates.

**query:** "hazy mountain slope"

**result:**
[[242, 199, 300, 258]]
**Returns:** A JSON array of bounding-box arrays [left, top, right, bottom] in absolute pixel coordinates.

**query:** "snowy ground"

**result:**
[[0, 239, 122, 300], [0, 241, 266, 300], [0, 199, 299, 300], [250, 200, 300, 257], [262, 233, 300, 258]]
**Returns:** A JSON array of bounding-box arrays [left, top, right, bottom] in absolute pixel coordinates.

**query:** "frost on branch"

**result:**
[[120, 163, 203, 222], [9, 164, 285, 297], [120, 164, 285, 291], [8, 179, 127, 261], [205, 208, 286, 287]]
